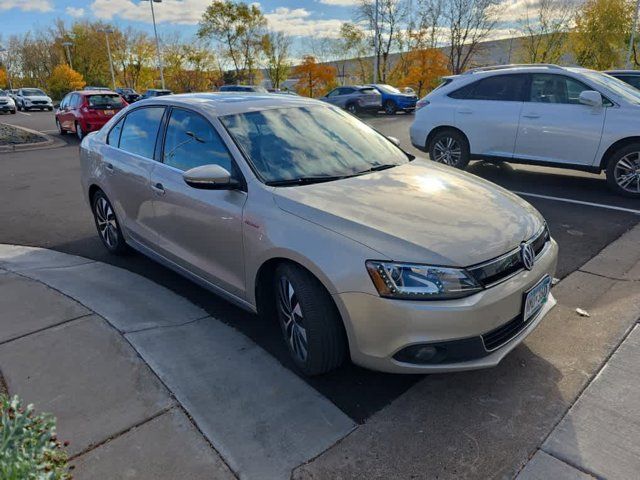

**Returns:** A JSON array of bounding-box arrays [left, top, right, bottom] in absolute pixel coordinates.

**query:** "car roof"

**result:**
[[604, 70, 640, 75], [78, 90, 118, 95], [459, 64, 595, 77], [135, 92, 326, 116]]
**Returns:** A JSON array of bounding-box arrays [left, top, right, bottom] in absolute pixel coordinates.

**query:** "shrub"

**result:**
[[48, 64, 86, 101], [0, 395, 71, 480]]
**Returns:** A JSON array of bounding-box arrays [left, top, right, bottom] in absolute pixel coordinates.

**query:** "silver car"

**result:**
[[320, 85, 382, 114], [79, 93, 558, 375]]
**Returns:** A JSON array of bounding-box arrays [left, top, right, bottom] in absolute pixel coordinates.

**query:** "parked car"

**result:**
[[8, 89, 19, 103], [367, 83, 418, 114], [219, 85, 268, 93], [16, 88, 53, 111], [79, 93, 557, 375], [320, 86, 382, 114], [139, 89, 173, 100], [56, 90, 128, 140], [410, 64, 640, 197], [604, 70, 640, 90], [0, 90, 17, 114], [115, 87, 141, 103]]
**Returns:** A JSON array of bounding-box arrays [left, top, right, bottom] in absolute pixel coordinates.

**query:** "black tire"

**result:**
[[56, 118, 66, 135], [47, 107, 53, 111], [428, 129, 470, 169], [76, 122, 84, 141], [10, 109, 16, 115], [346, 103, 358, 115], [605, 143, 640, 198], [384, 100, 397, 115], [91, 190, 128, 254], [275, 263, 347, 376]]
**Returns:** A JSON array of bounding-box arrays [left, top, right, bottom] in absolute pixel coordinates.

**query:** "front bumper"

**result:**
[[333, 239, 558, 373], [0, 104, 15, 111]]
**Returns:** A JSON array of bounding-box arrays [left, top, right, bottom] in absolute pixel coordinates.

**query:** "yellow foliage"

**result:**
[[293, 56, 337, 98], [0, 68, 8, 89], [390, 48, 449, 98], [48, 64, 86, 100]]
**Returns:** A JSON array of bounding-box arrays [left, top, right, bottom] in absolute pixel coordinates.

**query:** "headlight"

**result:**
[[366, 261, 482, 300]]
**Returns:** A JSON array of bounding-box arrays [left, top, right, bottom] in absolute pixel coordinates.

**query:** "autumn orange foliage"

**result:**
[[293, 55, 337, 98], [391, 48, 450, 97]]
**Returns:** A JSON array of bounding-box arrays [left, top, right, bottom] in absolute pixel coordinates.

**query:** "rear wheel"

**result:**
[[428, 129, 470, 169], [606, 144, 640, 197], [275, 263, 347, 376], [91, 190, 128, 254], [384, 100, 397, 115]]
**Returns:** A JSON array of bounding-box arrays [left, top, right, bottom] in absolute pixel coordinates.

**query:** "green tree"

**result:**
[[517, 0, 574, 64], [571, 0, 634, 69], [198, 0, 266, 84], [338, 23, 371, 84], [261, 31, 291, 89]]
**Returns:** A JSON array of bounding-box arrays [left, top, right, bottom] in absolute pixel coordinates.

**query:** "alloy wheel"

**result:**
[[76, 123, 83, 141], [347, 104, 357, 114], [94, 196, 119, 250], [278, 276, 308, 362], [614, 152, 640, 194], [433, 136, 462, 166]]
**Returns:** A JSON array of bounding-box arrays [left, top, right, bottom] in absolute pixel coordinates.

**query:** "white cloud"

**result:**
[[91, 0, 211, 25], [66, 6, 85, 18], [318, 0, 360, 6], [265, 8, 344, 38], [0, 0, 53, 12]]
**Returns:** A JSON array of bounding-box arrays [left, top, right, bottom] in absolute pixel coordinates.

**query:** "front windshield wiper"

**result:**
[[265, 175, 349, 186], [354, 163, 400, 175]]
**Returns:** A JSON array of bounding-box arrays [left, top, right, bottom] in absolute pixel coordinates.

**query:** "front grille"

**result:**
[[468, 225, 550, 287], [31, 101, 47, 105], [482, 314, 529, 351]]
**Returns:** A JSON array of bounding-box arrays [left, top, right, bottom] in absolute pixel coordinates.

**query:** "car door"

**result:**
[[102, 106, 166, 246], [450, 74, 527, 158], [323, 88, 342, 106], [57, 95, 70, 127], [514, 73, 606, 166], [149, 107, 248, 298]]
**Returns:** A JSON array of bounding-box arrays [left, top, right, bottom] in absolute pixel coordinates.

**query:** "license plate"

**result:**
[[523, 275, 551, 322], [105, 110, 114, 116]]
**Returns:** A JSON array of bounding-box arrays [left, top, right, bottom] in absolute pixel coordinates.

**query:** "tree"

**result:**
[[48, 64, 86, 100], [163, 37, 222, 92], [292, 55, 337, 98], [261, 31, 291, 90], [444, 0, 499, 74], [357, 0, 407, 82], [390, 47, 449, 97], [112, 28, 156, 90], [198, 0, 266, 84], [572, 0, 634, 70], [0, 68, 8, 89], [338, 23, 371, 84], [517, 0, 574, 64]]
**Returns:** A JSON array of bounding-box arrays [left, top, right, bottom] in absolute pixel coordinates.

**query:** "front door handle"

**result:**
[[522, 113, 540, 119], [458, 108, 473, 114], [151, 182, 165, 195], [105, 163, 115, 174]]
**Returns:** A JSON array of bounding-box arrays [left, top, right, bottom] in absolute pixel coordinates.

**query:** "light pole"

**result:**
[[144, 0, 166, 89], [62, 41, 74, 70], [98, 28, 117, 90], [626, 0, 640, 68], [373, 0, 379, 84], [0, 47, 13, 90]]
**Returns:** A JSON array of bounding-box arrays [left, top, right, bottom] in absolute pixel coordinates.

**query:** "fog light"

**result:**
[[415, 346, 438, 362], [393, 344, 446, 364]]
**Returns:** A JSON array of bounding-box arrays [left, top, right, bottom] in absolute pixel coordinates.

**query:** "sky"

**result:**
[[0, 0, 530, 50]]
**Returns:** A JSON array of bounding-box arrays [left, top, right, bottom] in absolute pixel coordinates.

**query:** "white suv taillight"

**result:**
[[416, 99, 430, 110]]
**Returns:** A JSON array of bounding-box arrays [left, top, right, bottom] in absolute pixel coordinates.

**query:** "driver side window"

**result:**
[[529, 74, 590, 105], [162, 108, 233, 172]]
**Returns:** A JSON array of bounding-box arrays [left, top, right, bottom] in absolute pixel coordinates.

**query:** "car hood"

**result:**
[[23, 95, 51, 102], [272, 160, 544, 267]]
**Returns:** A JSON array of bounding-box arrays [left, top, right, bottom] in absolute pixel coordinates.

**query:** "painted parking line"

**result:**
[[17, 111, 31, 116], [514, 191, 640, 215]]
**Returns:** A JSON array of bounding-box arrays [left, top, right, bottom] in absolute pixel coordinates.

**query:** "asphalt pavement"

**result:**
[[0, 110, 638, 423]]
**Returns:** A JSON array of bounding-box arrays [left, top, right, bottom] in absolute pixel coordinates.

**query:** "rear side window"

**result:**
[[118, 107, 165, 159], [449, 74, 527, 101], [162, 108, 233, 172]]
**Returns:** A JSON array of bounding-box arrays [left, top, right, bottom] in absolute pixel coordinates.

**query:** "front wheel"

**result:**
[[56, 118, 66, 135], [10, 109, 16, 115], [384, 100, 397, 115], [92, 191, 128, 254], [428, 129, 470, 169], [275, 263, 347, 376], [346, 103, 358, 115], [76, 122, 84, 141], [606, 144, 640, 197]]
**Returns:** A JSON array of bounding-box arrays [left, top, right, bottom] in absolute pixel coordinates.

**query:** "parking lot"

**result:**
[[1, 109, 639, 478]]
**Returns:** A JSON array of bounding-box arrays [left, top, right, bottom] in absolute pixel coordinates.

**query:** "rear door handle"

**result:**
[[523, 113, 540, 119], [151, 182, 165, 195]]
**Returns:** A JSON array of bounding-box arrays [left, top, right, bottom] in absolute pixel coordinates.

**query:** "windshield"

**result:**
[[377, 84, 402, 94], [0, 90, 6, 96], [581, 71, 640, 105], [88, 94, 125, 108], [23, 89, 46, 96], [219, 105, 408, 185]]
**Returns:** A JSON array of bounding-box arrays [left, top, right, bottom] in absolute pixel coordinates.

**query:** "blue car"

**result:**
[[368, 84, 418, 115]]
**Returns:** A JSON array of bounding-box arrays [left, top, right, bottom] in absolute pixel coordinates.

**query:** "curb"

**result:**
[[0, 123, 56, 153]]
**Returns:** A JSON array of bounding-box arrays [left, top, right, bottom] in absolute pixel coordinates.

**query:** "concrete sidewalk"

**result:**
[[0, 244, 354, 480]]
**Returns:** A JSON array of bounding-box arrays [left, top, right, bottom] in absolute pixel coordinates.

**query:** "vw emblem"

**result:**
[[520, 242, 535, 270]]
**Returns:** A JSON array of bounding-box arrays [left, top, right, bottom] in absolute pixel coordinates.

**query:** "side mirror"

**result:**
[[579, 90, 602, 107], [183, 164, 239, 190], [387, 136, 401, 147]]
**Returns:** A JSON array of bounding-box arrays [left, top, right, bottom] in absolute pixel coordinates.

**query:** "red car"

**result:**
[[56, 90, 128, 140]]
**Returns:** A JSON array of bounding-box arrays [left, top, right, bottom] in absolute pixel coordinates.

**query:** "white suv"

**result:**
[[410, 64, 640, 197]]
